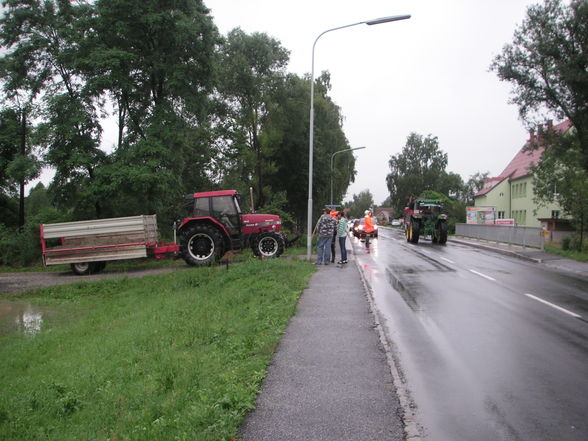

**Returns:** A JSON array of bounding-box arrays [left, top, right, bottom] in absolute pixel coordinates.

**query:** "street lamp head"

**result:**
[[364, 14, 411, 26]]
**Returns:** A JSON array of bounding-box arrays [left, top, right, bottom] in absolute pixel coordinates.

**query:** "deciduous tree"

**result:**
[[217, 28, 289, 207], [386, 133, 457, 213], [491, 0, 588, 169]]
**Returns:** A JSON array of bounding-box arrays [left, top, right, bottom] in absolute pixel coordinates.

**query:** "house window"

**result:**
[[512, 209, 526, 225], [499, 192, 504, 197], [522, 182, 527, 197], [498, 211, 505, 219], [551, 210, 560, 219]]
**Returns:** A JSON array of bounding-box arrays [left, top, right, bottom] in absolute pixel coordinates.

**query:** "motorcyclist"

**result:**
[[364, 209, 375, 251]]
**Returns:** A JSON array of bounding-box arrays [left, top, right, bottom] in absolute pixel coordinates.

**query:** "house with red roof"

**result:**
[[474, 120, 572, 229]]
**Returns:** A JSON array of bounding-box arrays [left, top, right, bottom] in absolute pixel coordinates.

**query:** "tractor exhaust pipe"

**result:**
[[249, 187, 255, 213]]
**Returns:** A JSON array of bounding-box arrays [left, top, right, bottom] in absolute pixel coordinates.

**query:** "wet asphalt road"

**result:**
[[353, 228, 588, 441]]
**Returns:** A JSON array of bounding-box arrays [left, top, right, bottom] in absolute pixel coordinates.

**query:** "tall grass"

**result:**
[[0, 258, 315, 441], [545, 243, 588, 262]]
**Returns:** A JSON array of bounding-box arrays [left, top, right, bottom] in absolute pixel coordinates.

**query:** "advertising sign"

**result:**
[[495, 218, 516, 226], [466, 206, 496, 225]]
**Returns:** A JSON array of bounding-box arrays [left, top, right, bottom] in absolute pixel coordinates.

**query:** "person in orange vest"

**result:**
[[329, 209, 339, 263], [364, 209, 375, 250]]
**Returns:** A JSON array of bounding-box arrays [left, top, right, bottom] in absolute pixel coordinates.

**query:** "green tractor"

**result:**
[[403, 197, 448, 244]]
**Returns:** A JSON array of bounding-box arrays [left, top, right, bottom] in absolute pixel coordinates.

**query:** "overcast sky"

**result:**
[[205, 0, 540, 205]]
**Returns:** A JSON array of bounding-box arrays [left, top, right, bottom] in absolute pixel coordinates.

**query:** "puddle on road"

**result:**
[[0, 301, 51, 337]]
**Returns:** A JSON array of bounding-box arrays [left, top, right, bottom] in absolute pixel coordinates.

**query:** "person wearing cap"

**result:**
[[314, 208, 337, 265], [329, 209, 339, 263], [364, 209, 375, 250]]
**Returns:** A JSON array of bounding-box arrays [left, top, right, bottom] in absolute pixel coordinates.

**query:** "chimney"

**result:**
[[529, 128, 535, 143], [547, 119, 553, 132]]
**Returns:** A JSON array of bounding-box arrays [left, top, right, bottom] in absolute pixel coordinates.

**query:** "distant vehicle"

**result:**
[[391, 219, 402, 227], [403, 197, 448, 244], [352, 218, 378, 239]]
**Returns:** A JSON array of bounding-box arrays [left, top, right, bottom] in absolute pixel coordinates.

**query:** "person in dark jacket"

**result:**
[[314, 208, 337, 264]]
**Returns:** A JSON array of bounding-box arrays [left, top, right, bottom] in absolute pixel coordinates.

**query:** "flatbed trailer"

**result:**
[[40, 215, 179, 274]]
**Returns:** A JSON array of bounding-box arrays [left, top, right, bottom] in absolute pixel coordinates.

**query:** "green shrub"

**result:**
[[562, 234, 586, 252], [0, 208, 70, 267]]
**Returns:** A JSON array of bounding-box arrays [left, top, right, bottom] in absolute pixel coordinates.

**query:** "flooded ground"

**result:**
[[0, 301, 50, 337]]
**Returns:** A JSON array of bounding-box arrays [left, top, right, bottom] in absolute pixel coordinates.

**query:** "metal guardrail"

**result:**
[[455, 223, 543, 249]]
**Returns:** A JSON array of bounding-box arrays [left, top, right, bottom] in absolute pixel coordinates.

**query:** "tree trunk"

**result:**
[[18, 110, 26, 231], [253, 130, 264, 208], [580, 207, 585, 252]]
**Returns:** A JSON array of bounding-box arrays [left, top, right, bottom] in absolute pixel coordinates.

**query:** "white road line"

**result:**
[[440, 257, 455, 264], [469, 269, 496, 281], [525, 293, 582, 319]]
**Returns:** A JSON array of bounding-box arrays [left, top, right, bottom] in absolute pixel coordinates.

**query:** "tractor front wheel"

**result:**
[[180, 224, 224, 266], [252, 231, 285, 258]]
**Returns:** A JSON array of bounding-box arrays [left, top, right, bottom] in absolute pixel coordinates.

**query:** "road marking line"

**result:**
[[440, 257, 455, 264], [525, 293, 582, 319], [469, 269, 496, 281]]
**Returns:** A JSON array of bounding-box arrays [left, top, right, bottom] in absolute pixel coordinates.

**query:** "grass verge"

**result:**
[[545, 244, 588, 262], [0, 258, 315, 441]]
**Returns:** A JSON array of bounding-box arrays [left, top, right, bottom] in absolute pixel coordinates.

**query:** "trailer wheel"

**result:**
[[252, 231, 285, 258], [71, 262, 92, 275], [70, 262, 105, 275], [180, 224, 223, 266]]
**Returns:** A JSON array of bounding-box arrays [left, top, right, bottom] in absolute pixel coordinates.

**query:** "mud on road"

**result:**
[[0, 264, 189, 295]]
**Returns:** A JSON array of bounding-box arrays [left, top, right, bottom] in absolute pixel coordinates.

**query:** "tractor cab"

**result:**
[[177, 190, 286, 266], [416, 200, 444, 219], [184, 190, 242, 236]]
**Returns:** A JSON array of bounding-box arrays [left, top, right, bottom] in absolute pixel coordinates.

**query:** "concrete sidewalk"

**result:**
[[238, 247, 405, 441], [451, 236, 588, 278]]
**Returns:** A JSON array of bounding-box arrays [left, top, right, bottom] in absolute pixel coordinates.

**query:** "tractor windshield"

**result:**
[[417, 201, 443, 217], [194, 197, 210, 217], [212, 196, 240, 235]]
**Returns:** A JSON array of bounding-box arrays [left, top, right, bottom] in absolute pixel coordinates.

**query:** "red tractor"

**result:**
[[177, 190, 288, 265], [40, 190, 291, 274]]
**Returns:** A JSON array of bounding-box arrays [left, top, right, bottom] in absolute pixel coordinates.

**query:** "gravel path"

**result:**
[[0, 264, 189, 295]]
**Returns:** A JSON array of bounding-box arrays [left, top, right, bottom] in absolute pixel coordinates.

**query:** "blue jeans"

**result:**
[[316, 236, 332, 264], [338, 236, 347, 262]]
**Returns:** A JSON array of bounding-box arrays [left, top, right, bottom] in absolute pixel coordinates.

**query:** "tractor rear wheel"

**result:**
[[438, 222, 448, 244], [180, 224, 223, 266], [252, 231, 285, 258], [410, 220, 420, 244]]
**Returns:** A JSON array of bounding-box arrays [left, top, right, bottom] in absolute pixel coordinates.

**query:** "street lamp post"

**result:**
[[306, 14, 411, 260], [330, 146, 366, 205]]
